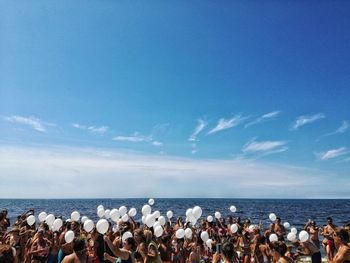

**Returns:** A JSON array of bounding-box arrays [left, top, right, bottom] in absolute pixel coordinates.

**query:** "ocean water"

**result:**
[[1, 198, 349, 229]]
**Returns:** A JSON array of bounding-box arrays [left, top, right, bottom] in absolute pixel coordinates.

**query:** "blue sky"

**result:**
[[1, 1, 349, 198]]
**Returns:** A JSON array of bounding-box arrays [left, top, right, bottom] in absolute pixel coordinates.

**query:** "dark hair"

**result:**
[[222, 242, 234, 260], [125, 237, 136, 251], [327, 217, 333, 222], [275, 242, 287, 256], [0, 245, 14, 263], [73, 238, 86, 254], [336, 229, 349, 243]]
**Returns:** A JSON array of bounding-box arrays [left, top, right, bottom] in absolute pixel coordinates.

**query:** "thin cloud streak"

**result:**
[[245, 111, 280, 128], [317, 147, 348, 160], [72, 123, 109, 134], [188, 119, 207, 141], [4, 115, 47, 132], [291, 113, 325, 130], [317, 120, 349, 141], [113, 133, 162, 147], [208, 115, 247, 135], [242, 139, 287, 154]]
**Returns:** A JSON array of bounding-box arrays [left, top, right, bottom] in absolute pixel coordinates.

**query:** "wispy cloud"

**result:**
[[242, 139, 288, 154], [72, 123, 108, 134], [113, 132, 162, 147], [245, 111, 280, 128], [188, 119, 207, 141], [4, 115, 47, 132], [317, 120, 349, 141], [208, 115, 247, 135], [291, 113, 325, 130], [152, 141, 163, 147], [317, 147, 348, 160]]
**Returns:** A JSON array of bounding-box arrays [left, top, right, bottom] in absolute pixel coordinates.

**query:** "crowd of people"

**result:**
[[1, 208, 350, 263]]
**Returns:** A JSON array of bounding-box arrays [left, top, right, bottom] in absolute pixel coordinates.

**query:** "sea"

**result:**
[[1, 198, 349, 230]]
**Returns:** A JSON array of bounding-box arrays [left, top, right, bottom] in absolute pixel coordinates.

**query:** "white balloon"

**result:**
[[148, 198, 155, 206], [38, 212, 47, 222], [185, 228, 192, 239], [166, 210, 173, 219], [145, 214, 156, 228], [291, 227, 298, 234], [207, 215, 213, 222], [283, 222, 290, 229], [142, 216, 146, 224], [45, 214, 55, 226], [154, 225, 163, 237], [65, 230, 75, 243], [112, 224, 119, 233], [119, 206, 127, 216], [104, 209, 111, 219], [84, 219, 94, 233], [110, 209, 120, 222], [248, 225, 255, 232], [176, 228, 185, 239], [186, 209, 193, 218], [158, 216, 166, 226], [192, 206, 202, 219], [122, 214, 129, 222], [206, 239, 213, 248], [53, 218, 63, 231], [71, 211, 80, 222], [142, 205, 152, 216], [230, 223, 238, 233], [27, 215, 35, 226], [269, 213, 277, 222], [97, 208, 105, 218], [287, 232, 297, 242], [122, 231, 133, 242], [153, 221, 162, 229], [215, 212, 221, 219], [96, 219, 109, 234], [299, 230, 309, 242], [153, 211, 160, 219], [230, 206, 237, 213], [269, 233, 278, 242], [128, 208, 137, 217], [97, 205, 104, 210], [81, 216, 88, 224], [200, 231, 209, 242]]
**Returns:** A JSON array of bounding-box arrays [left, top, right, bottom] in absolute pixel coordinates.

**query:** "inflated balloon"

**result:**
[[299, 230, 309, 242], [128, 208, 137, 217], [110, 209, 120, 222], [269, 233, 278, 242], [38, 212, 47, 222], [45, 214, 55, 226], [96, 219, 109, 234], [148, 198, 155, 206], [175, 229, 185, 239], [142, 205, 152, 216], [158, 216, 166, 226], [119, 206, 127, 217], [215, 212, 221, 219], [97, 208, 105, 218], [206, 239, 213, 248], [248, 225, 255, 232], [193, 206, 202, 219], [122, 231, 133, 242], [27, 215, 35, 226], [122, 214, 129, 222], [153, 211, 160, 219], [185, 228, 192, 239], [65, 230, 75, 243], [186, 209, 193, 218], [81, 216, 88, 224], [153, 221, 162, 229], [97, 205, 104, 210], [141, 216, 146, 224], [230, 206, 237, 213], [112, 224, 119, 233], [287, 232, 296, 242], [154, 226, 163, 238], [166, 210, 173, 219], [104, 209, 111, 219], [145, 214, 156, 228], [291, 227, 298, 234], [207, 215, 213, 222], [230, 224, 238, 233], [200, 231, 209, 242], [53, 218, 63, 231], [84, 220, 94, 233], [71, 211, 80, 222], [283, 222, 290, 229], [269, 213, 277, 222]]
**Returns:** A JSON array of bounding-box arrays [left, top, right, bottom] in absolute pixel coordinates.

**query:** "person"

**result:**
[[0, 244, 15, 263], [212, 242, 237, 263], [295, 239, 322, 263], [321, 217, 337, 261], [144, 230, 162, 263], [104, 235, 136, 263], [305, 220, 320, 249], [332, 228, 350, 263], [239, 230, 252, 263], [274, 218, 285, 241], [270, 242, 293, 263], [31, 229, 51, 263], [61, 238, 88, 263]]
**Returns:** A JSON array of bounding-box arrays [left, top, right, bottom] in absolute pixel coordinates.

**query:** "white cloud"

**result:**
[[245, 111, 280, 128], [72, 123, 108, 134], [317, 147, 348, 160], [242, 139, 287, 154], [4, 115, 47, 132], [208, 115, 247, 135], [188, 119, 207, 141], [292, 113, 325, 130], [335, 120, 349, 134], [152, 141, 163, 147], [191, 149, 197, 155], [113, 135, 151, 142], [0, 145, 338, 198]]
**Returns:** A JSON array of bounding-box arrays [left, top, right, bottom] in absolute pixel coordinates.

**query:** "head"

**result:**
[[276, 217, 281, 224], [327, 217, 333, 225], [124, 237, 136, 251], [0, 245, 14, 263], [73, 238, 86, 255], [334, 228, 349, 246], [222, 242, 234, 260]]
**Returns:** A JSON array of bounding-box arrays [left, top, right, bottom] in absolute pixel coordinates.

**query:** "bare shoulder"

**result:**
[[61, 253, 75, 263]]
